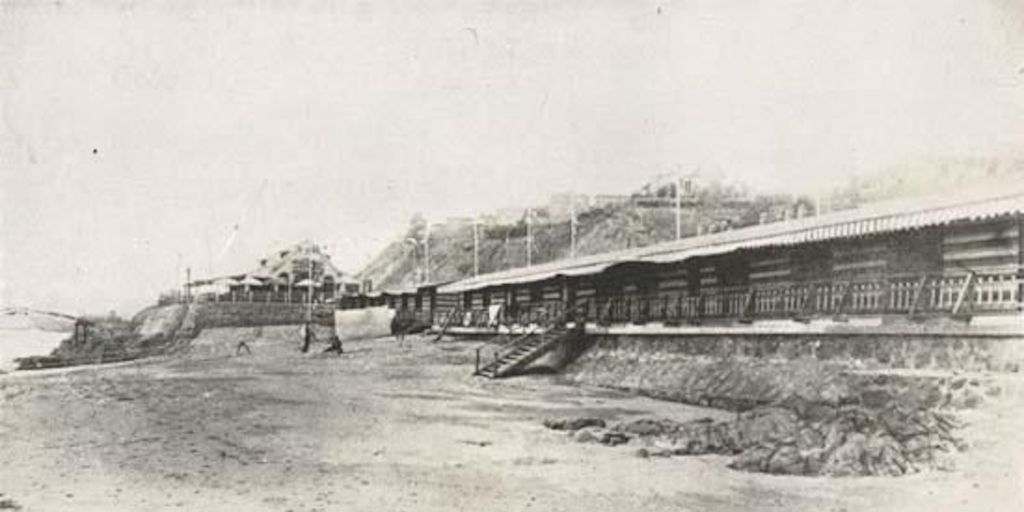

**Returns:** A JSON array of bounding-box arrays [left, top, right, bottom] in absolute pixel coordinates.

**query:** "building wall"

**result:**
[[942, 217, 1021, 273], [426, 215, 1023, 326]]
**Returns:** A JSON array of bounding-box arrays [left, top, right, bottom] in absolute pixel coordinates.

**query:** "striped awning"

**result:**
[[637, 187, 1023, 263], [438, 184, 1024, 294]]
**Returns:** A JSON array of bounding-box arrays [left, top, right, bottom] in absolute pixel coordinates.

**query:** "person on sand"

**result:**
[[235, 339, 252, 356], [391, 315, 409, 348], [323, 335, 343, 355], [300, 322, 316, 353]]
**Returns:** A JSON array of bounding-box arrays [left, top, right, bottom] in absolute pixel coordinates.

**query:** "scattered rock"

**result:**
[[543, 417, 606, 431], [573, 427, 604, 443], [0, 498, 21, 511], [547, 402, 966, 477], [598, 431, 631, 446], [613, 418, 689, 437]]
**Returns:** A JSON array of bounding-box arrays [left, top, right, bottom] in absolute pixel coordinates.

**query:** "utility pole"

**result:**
[[473, 220, 480, 276], [675, 174, 683, 240], [526, 208, 533, 267], [424, 222, 431, 284], [175, 252, 182, 301], [405, 238, 422, 284], [185, 267, 191, 303], [569, 194, 577, 258], [306, 254, 313, 323]]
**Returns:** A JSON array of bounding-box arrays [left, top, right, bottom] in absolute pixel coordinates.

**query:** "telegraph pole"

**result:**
[[569, 194, 577, 258], [473, 220, 480, 276], [306, 254, 313, 323], [526, 208, 533, 267], [675, 175, 683, 240], [424, 222, 431, 283]]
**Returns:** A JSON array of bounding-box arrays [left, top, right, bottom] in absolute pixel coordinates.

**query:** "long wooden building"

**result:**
[[344, 185, 1024, 334]]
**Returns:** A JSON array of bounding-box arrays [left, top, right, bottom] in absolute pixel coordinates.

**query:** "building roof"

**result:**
[[249, 240, 346, 280], [191, 240, 359, 287], [437, 183, 1024, 294]]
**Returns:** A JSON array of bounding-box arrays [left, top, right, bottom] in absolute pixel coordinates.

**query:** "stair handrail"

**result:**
[[479, 300, 588, 363], [432, 306, 462, 342]]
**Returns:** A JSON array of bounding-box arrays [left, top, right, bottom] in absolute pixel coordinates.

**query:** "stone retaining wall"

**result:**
[[586, 333, 1024, 373], [563, 333, 1021, 410]]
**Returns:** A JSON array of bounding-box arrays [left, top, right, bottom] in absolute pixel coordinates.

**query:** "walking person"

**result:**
[[300, 322, 316, 353], [391, 314, 409, 348]]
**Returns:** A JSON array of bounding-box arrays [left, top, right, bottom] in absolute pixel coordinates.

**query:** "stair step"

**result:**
[[475, 326, 581, 379]]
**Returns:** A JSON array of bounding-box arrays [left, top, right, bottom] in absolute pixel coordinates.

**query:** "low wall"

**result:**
[[187, 302, 336, 329], [133, 302, 335, 347]]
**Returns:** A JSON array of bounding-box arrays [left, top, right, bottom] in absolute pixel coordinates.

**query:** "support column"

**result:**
[[908, 275, 930, 317], [561, 277, 576, 323]]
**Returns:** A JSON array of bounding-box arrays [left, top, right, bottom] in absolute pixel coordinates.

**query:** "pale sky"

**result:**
[[1, 0, 1022, 316]]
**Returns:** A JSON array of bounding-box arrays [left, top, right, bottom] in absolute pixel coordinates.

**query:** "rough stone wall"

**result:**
[[563, 334, 1022, 410], [584, 334, 1024, 373]]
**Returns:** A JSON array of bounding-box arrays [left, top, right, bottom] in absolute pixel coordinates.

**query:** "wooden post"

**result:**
[[570, 193, 578, 258], [794, 283, 817, 323], [692, 293, 705, 325], [833, 281, 853, 321], [952, 272, 977, 318], [675, 175, 682, 240], [307, 257, 313, 324], [561, 278, 573, 326], [908, 275, 930, 317], [739, 288, 755, 324], [526, 208, 533, 267], [473, 221, 480, 276]]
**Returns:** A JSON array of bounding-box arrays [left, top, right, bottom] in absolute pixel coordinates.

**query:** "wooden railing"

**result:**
[[440, 270, 1021, 329]]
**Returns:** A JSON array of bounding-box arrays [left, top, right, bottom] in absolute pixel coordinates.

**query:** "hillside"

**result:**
[[357, 182, 798, 291], [358, 158, 1024, 292]]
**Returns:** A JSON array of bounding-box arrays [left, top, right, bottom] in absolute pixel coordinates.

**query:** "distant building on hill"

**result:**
[[493, 207, 526, 225], [183, 240, 361, 304], [546, 193, 592, 222], [592, 194, 631, 208]]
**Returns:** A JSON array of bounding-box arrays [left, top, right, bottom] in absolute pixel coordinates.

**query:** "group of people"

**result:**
[[233, 322, 344, 356], [301, 322, 344, 354], [233, 313, 425, 357]]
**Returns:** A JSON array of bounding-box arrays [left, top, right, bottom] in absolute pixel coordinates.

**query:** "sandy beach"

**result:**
[[1, 329, 1022, 512]]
